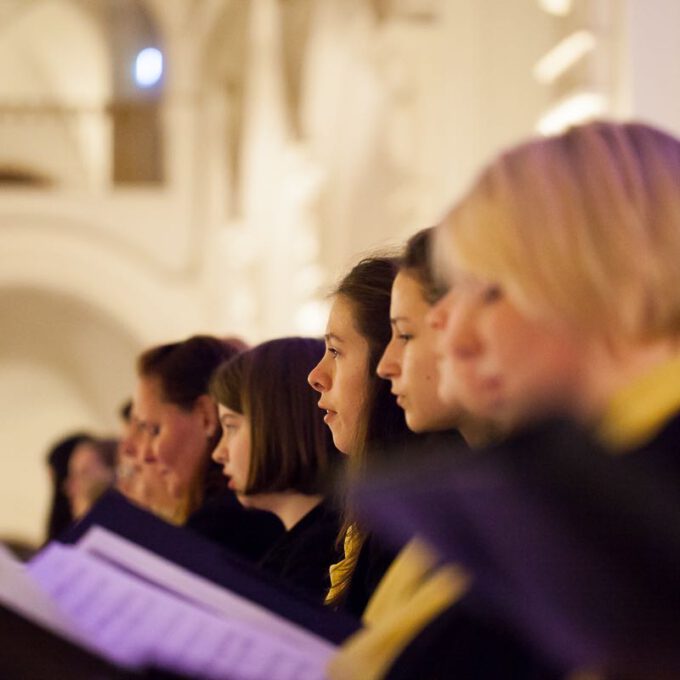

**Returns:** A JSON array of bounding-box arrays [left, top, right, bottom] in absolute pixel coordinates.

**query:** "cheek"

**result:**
[[160, 424, 203, 470], [479, 308, 537, 372], [155, 430, 180, 465], [489, 316, 584, 401], [407, 343, 437, 384], [531, 339, 584, 392], [347, 371, 370, 419], [234, 440, 251, 476]]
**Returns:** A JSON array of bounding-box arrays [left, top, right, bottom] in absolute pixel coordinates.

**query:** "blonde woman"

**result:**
[[431, 121, 680, 436]]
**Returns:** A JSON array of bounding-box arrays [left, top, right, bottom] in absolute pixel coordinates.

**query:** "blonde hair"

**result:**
[[441, 121, 680, 341]]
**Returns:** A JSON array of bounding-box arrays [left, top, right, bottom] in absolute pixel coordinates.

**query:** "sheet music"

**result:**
[[0, 541, 85, 645], [76, 526, 335, 658], [28, 543, 331, 680]]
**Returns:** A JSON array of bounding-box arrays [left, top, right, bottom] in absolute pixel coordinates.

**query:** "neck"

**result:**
[[458, 419, 506, 449], [255, 492, 324, 530]]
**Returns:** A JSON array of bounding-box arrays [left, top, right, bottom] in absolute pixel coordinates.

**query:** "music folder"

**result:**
[[0, 491, 358, 679]]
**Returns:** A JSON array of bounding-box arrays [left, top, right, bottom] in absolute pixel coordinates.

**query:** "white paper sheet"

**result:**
[[28, 543, 331, 680], [0, 541, 84, 643], [76, 526, 335, 658]]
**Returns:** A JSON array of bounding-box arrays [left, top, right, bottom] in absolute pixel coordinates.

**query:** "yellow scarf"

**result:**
[[597, 353, 680, 451], [327, 538, 468, 680], [325, 525, 361, 605]]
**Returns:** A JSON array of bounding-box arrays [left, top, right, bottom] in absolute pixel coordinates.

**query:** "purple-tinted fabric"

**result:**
[[354, 419, 680, 677]]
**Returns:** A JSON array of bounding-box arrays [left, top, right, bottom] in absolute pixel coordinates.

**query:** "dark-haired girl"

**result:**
[[308, 256, 416, 616], [210, 337, 343, 602]]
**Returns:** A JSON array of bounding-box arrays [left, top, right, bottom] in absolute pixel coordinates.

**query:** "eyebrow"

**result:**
[[324, 333, 344, 343], [390, 316, 410, 324]]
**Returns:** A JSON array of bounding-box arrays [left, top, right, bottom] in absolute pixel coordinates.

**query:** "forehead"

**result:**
[[70, 443, 99, 466], [326, 295, 361, 339], [391, 271, 430, 317], [134, 375, 162, 405], [133, 375, 178, 419], [218, 404, 241, 418]]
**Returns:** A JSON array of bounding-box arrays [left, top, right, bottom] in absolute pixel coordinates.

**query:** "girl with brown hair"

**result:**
[[210, 336, 344, 601]]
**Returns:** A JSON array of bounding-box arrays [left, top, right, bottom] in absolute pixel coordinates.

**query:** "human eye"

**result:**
[[326, 345, 340, 358], [392, 323, 413, 343], [481, 284, 503, 304], [220, 417, 235, 432]]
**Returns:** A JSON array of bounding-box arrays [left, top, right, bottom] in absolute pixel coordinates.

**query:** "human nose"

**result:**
[[376, 337, 400, 380], [211, 434, 229, 465], [120, 432, 137, 460], [137, 430, 157, 464], [308, 357, 329, 393]]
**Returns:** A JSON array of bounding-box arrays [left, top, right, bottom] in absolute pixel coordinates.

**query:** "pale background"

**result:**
[[0, 0, 678, 545]]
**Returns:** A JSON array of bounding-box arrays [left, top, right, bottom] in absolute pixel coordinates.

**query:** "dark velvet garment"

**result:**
[[386, 596, 563, 680], [185, 459, 285, 562], [355, 418, 680, 678], [258, 500, 342, 603], [186, 490, 285, 563]]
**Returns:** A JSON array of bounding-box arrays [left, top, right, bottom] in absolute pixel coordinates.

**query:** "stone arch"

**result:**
[[0, 199, 209, 343], [0, 285, 141, 544]]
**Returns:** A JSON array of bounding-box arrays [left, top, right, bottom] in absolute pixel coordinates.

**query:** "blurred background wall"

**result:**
[[0, 0, 678, 545]]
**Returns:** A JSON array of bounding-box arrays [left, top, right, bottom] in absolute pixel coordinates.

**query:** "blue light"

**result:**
[[134, 48, 163, 88]]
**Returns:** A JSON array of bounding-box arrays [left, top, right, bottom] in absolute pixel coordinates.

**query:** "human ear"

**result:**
[[194, 394, 218, 438]]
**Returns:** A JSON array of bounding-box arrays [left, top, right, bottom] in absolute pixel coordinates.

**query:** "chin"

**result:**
[[404, 413, 426, 433], [331, 431, 351, 455], [167, 478, 185, 500]]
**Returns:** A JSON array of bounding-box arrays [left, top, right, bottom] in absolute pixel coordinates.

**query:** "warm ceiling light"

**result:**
[[537, 0, 573, 16], [537, 92, 607, 135], [533, 30, 596, 84]]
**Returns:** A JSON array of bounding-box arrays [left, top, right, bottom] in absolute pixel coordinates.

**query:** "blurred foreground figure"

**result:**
[[352, 121, 680, 679], [356, 420, 680, 678], [430, 120, 680, 435]]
